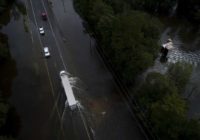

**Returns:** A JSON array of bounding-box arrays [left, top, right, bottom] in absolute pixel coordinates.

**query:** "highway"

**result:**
[[5, 0, 148, 139], [25, 0, 91, 139]]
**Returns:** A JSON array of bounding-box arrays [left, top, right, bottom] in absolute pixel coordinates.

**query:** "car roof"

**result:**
[[44, 47, 49, 51]]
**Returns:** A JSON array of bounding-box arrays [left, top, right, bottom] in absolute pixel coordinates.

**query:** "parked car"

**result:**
[[41, 12, 47, 20], [39, 27, 45, 35], [43, 47, 50, 57]]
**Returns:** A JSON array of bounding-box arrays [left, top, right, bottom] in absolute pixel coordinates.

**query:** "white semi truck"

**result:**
[[60, 70, 77, 110]]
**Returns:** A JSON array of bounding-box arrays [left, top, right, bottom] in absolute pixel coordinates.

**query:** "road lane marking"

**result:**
[[28, 0, 62, 121], [41, 1, 93, 139], [41, 0, 67, 71], [40, 0, 149, 139], [77, 104, 92, 140]]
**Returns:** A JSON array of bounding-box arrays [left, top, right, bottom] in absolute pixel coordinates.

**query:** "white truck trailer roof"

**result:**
[[60, 70, 77, 110]]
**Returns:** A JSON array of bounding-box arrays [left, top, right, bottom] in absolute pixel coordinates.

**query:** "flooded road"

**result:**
[[1, 0, 147, 140], [48, 0, 147, 139], [2, 12, 65, 140], [3, 0, 200, 139]]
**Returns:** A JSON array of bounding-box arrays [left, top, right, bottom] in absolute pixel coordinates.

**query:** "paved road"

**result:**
[[4, 0, 148, 139], [24, 0, 91, 139]]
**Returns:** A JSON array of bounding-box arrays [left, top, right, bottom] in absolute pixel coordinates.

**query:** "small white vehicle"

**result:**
[[39, 27, 45, 35], [43, 47, 50, 57]]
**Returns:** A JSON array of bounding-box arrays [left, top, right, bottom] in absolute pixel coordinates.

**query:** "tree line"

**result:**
[[103, 0, 200, 25], [74, 0, 200, 139], [136, 63, 200, 140], [0, 0, 19, 140], [74, 0, 162, 85], [130, 0, 200, 25]]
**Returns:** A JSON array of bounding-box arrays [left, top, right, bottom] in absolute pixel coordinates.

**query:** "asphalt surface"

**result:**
[[2, 0, 148, 139]]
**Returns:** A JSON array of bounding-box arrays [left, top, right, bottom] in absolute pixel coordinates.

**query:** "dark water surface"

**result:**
[[4, 0, 200, 139], [0, 0, 161, 139], [2, 7, 64, 140]]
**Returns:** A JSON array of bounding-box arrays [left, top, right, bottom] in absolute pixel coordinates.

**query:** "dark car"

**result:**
[[41, 12, 47, 20]]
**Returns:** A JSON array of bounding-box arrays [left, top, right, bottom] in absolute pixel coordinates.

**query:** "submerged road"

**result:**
[[3, 0, 147, 139], [25, 0, 90, 139]]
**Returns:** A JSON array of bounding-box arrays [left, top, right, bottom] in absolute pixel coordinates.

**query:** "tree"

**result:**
[[150, 93, 187, 140], [136, 65, 194, 140], [103, 0, 130, 13], [137, 72, 177, 110], [133, 0, 176, 15], [0, 32, 9, 63], [177, 0, 200, 24], [74, 0, 200, 139], [109, 11, 161, 83], [89, 0, 114, 24], [167, 62, 192, 93], [73, 0, 93, 20], [90, 0, 114, 42], [179, 119, 200, 140], [74, 0, 162, 84], [137, 72, 189, 140], [0, 102, 9, 127]]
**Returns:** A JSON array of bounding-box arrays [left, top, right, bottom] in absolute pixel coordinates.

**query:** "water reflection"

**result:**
[[0, 57, 17, 98], [0, 1, 20, 139], [0, 107, 21, 137]]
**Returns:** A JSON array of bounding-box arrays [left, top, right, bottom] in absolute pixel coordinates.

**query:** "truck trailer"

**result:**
[[60, 70, 77, 110]]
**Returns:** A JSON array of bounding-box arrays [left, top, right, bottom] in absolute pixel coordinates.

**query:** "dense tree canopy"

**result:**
[[136, 63, 195, 140], [129, 0, 200, 24], [0, 33, 9, 62], [74, 0, 199, 139], [107, 11, 161, 83], [168, 62, 192, 93], [74, 0, 162, 84], [137, 72, 177, 110], [0, 1, 18, 139], [0, 101, 9, 127], [150, 93, 187, 140], [177, 0, 200, 24], [133, 0, 176, 15], [180, 119, 200, 140], [103, 0, 130, 13]]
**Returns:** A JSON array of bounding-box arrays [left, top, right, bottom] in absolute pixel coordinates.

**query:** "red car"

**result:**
[[41, 12, 47, 20]]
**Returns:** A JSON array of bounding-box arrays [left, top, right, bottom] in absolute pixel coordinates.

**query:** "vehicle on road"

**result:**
[[41, 12, 47, 20], [60, 70, 77, 110], [43, 47, 50, 57], [39, 27, 45, 35]]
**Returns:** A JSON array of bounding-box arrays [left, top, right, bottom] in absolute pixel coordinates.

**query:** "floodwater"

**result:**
[[145, 17, 200, 120], [3, 0, 200, 139], [1, 4, 64, 140], [1, 0, 146, 140], [49, 0, 147, 139]]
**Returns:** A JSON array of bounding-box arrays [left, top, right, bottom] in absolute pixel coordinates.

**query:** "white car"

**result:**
[[39, 27, 45, 35], [43, 47, 50, 57]]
